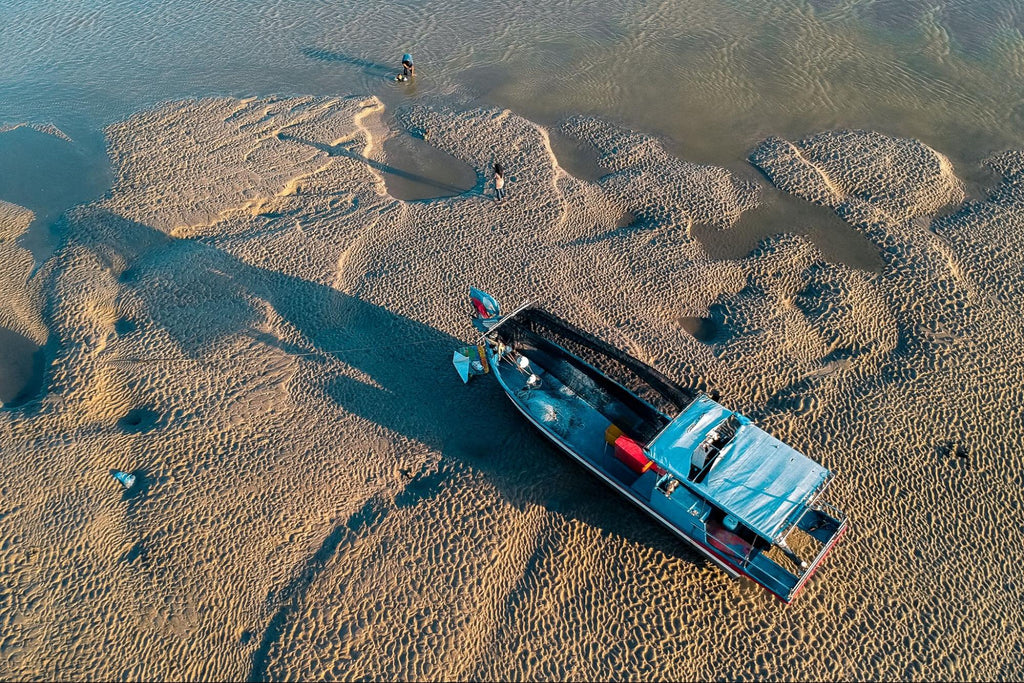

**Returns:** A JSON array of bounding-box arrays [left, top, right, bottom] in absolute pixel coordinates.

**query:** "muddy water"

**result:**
[[0, 327, 43, 406], [380, 133, 478, 201]]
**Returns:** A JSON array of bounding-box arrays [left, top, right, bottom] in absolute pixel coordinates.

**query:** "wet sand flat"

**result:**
[[0, 95, 1022, 680], [0, 327, 43, 406]]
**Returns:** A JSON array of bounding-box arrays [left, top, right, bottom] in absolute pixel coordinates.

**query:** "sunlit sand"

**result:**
[[1, 92, 1021, 678]]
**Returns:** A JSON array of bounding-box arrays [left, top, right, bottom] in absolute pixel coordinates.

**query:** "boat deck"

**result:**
[[469, 299, 847, 603], [495, 354, 660, 500]]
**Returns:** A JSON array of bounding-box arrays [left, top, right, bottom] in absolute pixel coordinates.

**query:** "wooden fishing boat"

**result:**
[[453, 289, 847, 603]]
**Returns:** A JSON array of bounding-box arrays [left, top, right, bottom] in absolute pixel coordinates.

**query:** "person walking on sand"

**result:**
[[493, 162, 506, 203], [397, 53, 414, 81]]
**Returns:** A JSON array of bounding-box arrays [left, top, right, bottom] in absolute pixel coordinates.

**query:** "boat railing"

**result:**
[[789, 516, 847, 600], [814, 498, 846, 523], [475, 299, 538, 343], [741, 537, 759, 567]]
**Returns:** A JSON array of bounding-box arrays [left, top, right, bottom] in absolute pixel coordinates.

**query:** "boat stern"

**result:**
[[783, 503, 848, 602], [744, 502, 847, 603]]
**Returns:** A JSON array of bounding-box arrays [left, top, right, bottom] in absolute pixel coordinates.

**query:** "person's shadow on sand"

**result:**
[[277, 132, 482, 198]]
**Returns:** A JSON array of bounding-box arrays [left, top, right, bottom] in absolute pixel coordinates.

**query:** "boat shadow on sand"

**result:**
[[76, 210, 703, 564]]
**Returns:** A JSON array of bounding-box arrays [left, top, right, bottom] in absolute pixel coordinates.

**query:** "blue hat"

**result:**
[[402, 53, 413, 63]]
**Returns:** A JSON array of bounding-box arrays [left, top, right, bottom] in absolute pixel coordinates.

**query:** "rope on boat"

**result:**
[[101, 338, 436, 365]]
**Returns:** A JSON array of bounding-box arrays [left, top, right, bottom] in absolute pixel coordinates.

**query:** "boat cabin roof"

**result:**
[[647, 396, 831, 543]]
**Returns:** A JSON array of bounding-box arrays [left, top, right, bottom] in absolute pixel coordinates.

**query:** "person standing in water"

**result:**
[[493, 162, 506, 203], [397, 53, 414, 81]]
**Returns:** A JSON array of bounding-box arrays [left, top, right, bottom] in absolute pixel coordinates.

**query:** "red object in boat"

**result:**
[[470, 289, 500, 318], [706, 518, 751, 559], [614, 435, 653, 474]]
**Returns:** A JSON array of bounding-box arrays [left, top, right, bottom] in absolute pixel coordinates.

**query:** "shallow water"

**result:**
[[0, 327, 43, 406], [3, 1, 1020, 212], [0, 125, 111, 261], [548, 131, 608, 182], [380, 133, 478, 200], [678, 315, 719, 343], [693, 183, 887, 271]]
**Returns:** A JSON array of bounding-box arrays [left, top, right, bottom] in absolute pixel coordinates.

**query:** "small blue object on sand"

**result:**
[[112, 469, 136, 489]]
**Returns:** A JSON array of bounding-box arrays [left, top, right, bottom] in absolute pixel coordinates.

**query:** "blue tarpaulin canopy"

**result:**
[[648, 396, 831, 543]]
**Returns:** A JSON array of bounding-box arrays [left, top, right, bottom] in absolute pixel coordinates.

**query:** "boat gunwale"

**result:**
[[488, 348, 743, 581], [487, 306, 697, 419], [476, 300, 846, 604]]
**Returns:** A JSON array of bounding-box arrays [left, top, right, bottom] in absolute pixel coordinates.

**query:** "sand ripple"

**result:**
[[1, 97, 1022, 680]]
